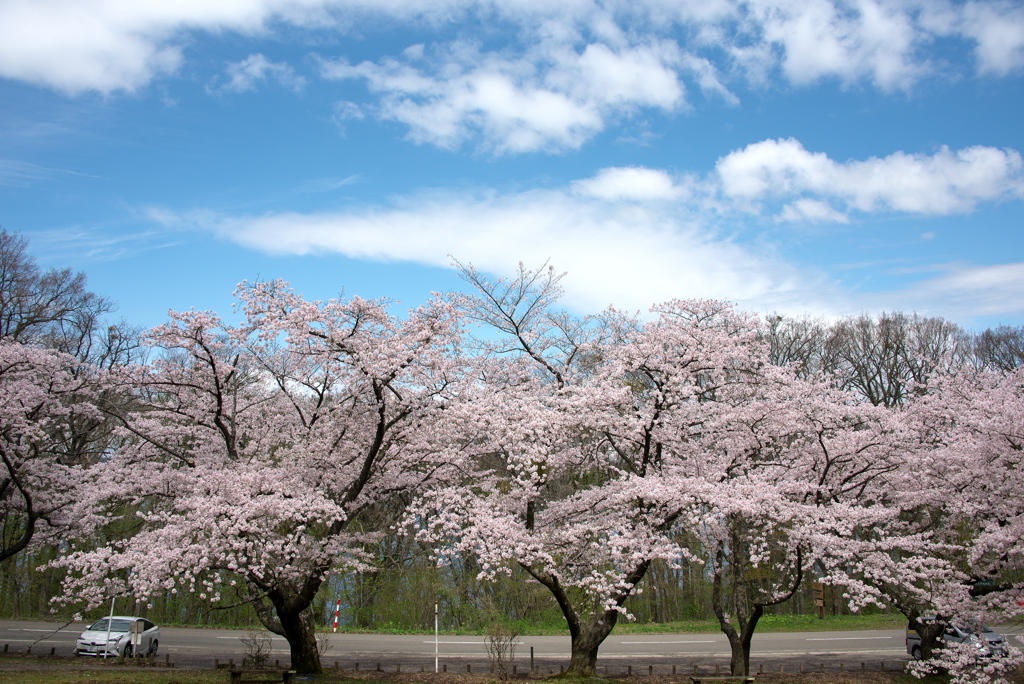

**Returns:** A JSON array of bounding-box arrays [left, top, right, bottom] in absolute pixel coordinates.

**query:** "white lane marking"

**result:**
[[421, 641, 487, 644], [620, 640, 717, 644], [2, 629, 68, 633], [806, 637, 894, 641]]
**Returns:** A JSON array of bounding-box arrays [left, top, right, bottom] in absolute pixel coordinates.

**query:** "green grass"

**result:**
[[322, 613, 905, 637]]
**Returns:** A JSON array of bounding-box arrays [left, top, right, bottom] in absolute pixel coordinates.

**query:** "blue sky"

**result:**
[[1, 0, 1023, 330]]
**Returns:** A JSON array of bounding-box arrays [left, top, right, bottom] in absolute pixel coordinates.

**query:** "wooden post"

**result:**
[[672, 665, 676, 675], [649, 665, 653, 674]]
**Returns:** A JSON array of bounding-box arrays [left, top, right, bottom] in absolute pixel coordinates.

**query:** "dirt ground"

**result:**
[[4, 655, 1024, 684]]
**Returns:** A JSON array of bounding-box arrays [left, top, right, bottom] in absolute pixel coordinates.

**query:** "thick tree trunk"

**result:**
[[250, 581, 323, 676], [566, 614, 619, 676], [906, 612, 945, 661], [276, 605, 321, 676], [522, 559, 651, 677]]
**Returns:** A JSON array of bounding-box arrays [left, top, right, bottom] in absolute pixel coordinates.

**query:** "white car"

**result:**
[[75, 616, 160, 657]]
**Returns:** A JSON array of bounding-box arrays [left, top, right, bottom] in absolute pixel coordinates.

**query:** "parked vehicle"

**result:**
[[907, 618, 1007, 660], [75, 616, 160, 657]]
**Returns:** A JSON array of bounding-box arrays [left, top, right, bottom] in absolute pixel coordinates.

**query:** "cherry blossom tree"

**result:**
[[413, 263, 798, 676], [0, 229, 134, 567], [895, 365, 1024, 682], [55, 281, 464, 675], [589, 306, 908, 676], [0, 342, 100, 563], [650, 379, 902, 675]]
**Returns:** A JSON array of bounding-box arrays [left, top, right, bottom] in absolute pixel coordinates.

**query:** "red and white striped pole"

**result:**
[[332, 599, 341, 632]]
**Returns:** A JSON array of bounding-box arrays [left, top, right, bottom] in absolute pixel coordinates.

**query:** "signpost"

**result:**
[[130, 619, 145, 657], [813, 582, 826, 619]]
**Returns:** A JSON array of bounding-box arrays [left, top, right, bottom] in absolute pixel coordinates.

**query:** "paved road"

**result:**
[[0, 620, 911, 672]]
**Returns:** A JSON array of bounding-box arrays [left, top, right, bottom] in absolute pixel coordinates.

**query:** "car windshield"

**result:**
[[88, 619, 131, 633], [965, 620, 994, 634]]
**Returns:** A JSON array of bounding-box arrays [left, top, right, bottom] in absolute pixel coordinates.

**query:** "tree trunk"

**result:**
[[566, 614, 618, 676], [251, 581, 323, 676], [722, 604, 763, 676], [711, 534, 803, 677], [522, 559, 650, 677], [907, 612, 945, 661], [276, 604, 321, 676]]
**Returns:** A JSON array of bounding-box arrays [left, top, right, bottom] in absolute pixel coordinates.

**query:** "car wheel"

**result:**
[[123, 643, 133, 658], [149, 639, 158, 656], [912, 645, 923, 660]]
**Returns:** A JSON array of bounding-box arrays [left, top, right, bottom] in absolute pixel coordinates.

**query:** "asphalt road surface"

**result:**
[[0, 620, 921, 672]]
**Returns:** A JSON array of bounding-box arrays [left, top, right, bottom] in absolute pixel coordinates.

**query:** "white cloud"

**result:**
[[572, 166, 688, 201], [717, 138, 1024, 216], [218, 54, 306, 93], [751, 0, 924, 91], [3, 0, 1023, 102], [159, 185, 832, 315], [958, 0, 1024, 76], [320, 40, 686, 153], [141, 130, 1024, 320], [879, 262, 1024, 318], [777, 198, 849, 224]]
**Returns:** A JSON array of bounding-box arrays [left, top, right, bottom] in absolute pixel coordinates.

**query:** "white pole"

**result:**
[[434, 602, 438, 674], [103, 596, 115, 660]]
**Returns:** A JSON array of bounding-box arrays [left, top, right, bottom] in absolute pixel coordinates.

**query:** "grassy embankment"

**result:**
[[321, 613, 906, 637]]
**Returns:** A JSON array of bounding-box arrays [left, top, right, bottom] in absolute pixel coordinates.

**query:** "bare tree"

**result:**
[[760, 313, 827, 378], [823, 312, 970, 407], [0, 229, 115, 354], [974, 325, 1024, 371], [484, 621, 520, 679]]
